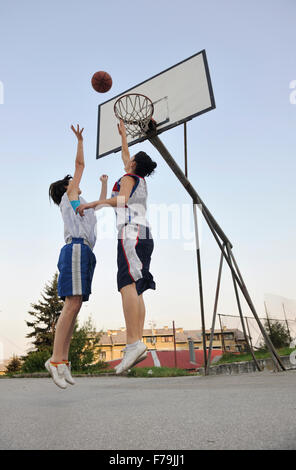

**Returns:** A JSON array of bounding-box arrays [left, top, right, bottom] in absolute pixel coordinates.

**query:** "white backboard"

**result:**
[[96, 50, 215, 159]]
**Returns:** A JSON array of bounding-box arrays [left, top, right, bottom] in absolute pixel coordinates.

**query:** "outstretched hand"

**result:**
[[117, 119, 127, 137], [71, 124, 84, 141], [100, 174, 108, 183], [76, 203, 88, 217]]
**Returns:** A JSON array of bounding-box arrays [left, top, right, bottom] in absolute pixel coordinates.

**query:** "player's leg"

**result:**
[[116, 284, 147, 374], [138, 294, 146, 340], [62, 301, 81, 360], [51, 295, 82, 363], [120, 283, 141, 344]]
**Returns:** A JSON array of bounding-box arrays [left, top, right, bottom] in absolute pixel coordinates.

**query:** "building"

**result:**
[[0, 360, 9, 376], [95, 326, 248, 363]]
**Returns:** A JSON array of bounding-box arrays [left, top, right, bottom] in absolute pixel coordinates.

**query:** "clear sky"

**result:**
[[0, 0, 295, 359]]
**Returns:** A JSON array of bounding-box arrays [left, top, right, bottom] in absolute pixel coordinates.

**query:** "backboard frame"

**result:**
[[96, 49, 216, 159]]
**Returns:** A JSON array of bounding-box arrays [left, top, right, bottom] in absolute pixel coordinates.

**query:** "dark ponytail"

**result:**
[[134, 151, 157, 177], [49, 174, 72, 205]]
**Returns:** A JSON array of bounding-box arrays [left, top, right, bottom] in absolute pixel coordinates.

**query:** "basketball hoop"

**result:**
[[114, 93, 154, 138]]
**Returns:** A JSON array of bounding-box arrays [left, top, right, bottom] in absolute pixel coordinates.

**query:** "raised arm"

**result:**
[[67, 124, 85, 200], [117, 119, 131, 173], [99, 174, 108, 201], [76, 176, 135, 216]]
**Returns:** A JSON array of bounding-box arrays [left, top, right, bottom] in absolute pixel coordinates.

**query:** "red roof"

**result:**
[[107, 349, 222, 370]]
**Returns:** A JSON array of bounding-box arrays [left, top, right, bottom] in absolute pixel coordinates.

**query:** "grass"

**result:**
[[2, 367, 114, 377], [127, 366, 197, 378], [215, 347, 294, 365]]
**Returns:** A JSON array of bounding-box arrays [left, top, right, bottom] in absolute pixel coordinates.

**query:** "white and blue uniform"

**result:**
[[112, 173, 155, 295], [57, 193, 97, 302]]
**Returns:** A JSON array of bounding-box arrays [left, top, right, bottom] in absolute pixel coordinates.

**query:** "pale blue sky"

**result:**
[[0, 0, 295, 359]]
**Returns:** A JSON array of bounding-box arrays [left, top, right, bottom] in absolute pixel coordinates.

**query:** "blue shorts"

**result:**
[[117, 224, 156, 295], [57, 238, 96, 302]]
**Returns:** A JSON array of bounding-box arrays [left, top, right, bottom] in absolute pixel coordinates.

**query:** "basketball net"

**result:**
[[114, 93, 154, 138]]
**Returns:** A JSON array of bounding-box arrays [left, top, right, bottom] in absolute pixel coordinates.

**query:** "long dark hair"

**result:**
[[49, 175, 72, 205], [134, 151, 157, 177]]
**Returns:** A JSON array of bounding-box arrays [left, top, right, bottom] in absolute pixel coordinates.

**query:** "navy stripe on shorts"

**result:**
[[57, 238, 96, 302], [117, 224, 156, 295]]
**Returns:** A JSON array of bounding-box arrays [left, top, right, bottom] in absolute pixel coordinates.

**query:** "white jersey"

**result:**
[[111, 173, 149, 229], [59, 192, 97, 250]]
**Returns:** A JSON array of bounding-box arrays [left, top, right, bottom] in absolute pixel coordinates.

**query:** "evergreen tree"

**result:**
[[26, 273, 64, 351], [6, 355, 22, 374], [24, 274, 106, 373], [261, 320, 290, 350], [69, 317, 104, 371]]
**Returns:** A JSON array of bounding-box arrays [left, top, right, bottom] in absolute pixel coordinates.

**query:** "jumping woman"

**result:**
[[47, 124, 108, 388], [77, 119, 157, 374]]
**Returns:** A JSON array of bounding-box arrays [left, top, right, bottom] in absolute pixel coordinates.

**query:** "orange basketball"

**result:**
[[91, 71, 112, 93]]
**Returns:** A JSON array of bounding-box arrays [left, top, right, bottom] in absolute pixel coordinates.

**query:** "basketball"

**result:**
[[91, 71, 112, 93]]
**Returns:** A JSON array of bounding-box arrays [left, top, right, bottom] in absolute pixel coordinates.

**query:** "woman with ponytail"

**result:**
[[77, 120, 157, 374]]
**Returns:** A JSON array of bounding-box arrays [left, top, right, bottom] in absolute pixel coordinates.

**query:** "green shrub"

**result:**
[[22, 350, 51, 373]]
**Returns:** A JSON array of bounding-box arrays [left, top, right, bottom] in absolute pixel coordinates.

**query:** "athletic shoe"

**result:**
[[115, 342, 147, 375], [45, 359, 67, 389], [114, 349, 148, 372], [63, 361, 75, 385], [132, 349, 148, 366]]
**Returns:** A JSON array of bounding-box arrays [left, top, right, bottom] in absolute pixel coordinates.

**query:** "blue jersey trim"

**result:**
[[70, 200, 80, 212]]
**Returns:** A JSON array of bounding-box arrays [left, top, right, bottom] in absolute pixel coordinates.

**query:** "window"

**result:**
[[145, 336, 155, 344], [99, 352, 106, 360], [161, 336, 173, 342], [224, 333, 234, 340]]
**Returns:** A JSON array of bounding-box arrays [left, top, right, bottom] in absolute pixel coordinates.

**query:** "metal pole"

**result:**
[[206, 248, 225, 375], [184, 122, 188, 178], [172, 321, 177, 368], [282, 303, 292, 343], [146, 131, 285, 372], [193, 202, 208, 372], [245, 316, 253, 351], [229, 251, 285, 371], [218, 314, 226, 353], [147, 133, 233, 247], [264, 301, 272, 335], [226, 243, 261, 371], [200, 204, 285, 371]]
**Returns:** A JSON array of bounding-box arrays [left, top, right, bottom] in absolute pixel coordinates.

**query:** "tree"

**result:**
[[23, 273, 106, 373], [26, 273, 64, 351], [5, 355, 22, 374], [68, 317, 105, 371], [261, 320, 290, 350]]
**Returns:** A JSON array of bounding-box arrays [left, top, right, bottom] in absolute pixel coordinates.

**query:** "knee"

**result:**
[[65, 295, 83, 312]]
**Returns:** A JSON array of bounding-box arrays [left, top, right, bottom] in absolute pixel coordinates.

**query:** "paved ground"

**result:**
[[1, 371, 296, 450]]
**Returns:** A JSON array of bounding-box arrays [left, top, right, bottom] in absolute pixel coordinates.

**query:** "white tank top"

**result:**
[[111, 173, 149, 229], [59, 192, 97, 249]]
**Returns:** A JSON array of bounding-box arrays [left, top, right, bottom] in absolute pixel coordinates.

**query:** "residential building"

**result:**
[[95, 326, 247, 362]]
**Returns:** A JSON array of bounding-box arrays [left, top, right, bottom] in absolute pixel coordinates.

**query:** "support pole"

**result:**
[[229, 250, 285, 371], [245, 316, 253, 351], [282, 303, 292, 343], [226, 244, 262, 371], [193, 202, 207, 372], [201, 205, 285, 371], [218, 314, 226, 353], [184, 122, 188, 178], [172, 321, 177, 368], [147, 133, 232, 247], [146, 131, 285, 372], [206, 248, 225, 375]]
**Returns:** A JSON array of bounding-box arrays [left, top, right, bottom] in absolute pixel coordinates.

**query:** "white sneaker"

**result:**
[[115, 350, 148, 372], [63, 361, 75, 385], [133, 350, 148, 366], [45, 359, 67, 389], [115, 342, 147, 375]]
